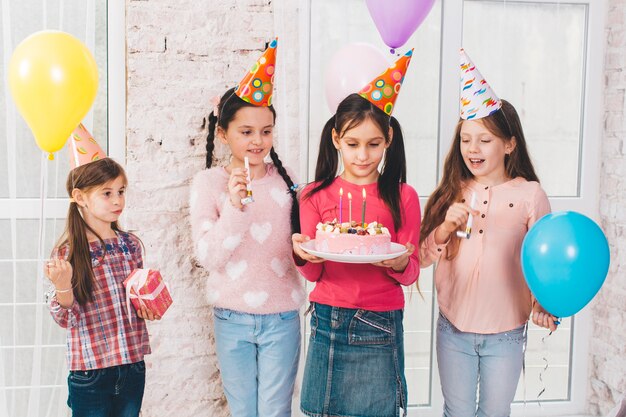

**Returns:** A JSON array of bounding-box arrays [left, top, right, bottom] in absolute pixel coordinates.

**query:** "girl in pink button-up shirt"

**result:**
[[420, 99, 558, 417]]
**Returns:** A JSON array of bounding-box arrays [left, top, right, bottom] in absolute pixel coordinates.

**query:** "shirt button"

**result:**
[[481, 214, 485, 218], [461, 199, 466, 203], [484, 186, 489, 190], [479, 229, 484, 234], [483, 200, 488, 204], [509, 203, 514, 207], [437, 248, 442, 252]]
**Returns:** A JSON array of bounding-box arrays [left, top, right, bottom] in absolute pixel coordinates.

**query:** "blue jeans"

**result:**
[[213, 308, 301, 417], [437, 312, 526, 417], [301, 303, 407, 417], [67, 361, 145, 417]]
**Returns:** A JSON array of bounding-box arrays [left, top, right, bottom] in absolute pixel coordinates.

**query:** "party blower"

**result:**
[[241, 157, 254, 205], [456, 192, 477, 239]]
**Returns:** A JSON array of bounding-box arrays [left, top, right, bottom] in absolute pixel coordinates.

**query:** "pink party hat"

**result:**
[[69, 123, 106, 169], [459, 48, 502, 120], [358, 49, 413, 116], [235, 38, 277, 106]]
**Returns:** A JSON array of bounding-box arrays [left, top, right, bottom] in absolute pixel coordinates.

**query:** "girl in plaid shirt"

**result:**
[[46, 155, 159, 417]]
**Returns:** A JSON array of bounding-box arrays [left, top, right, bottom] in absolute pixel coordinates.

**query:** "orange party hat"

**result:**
[[69, 123, 106, 169], [235, 38, 277, 106], [358, 49, 413, 116]]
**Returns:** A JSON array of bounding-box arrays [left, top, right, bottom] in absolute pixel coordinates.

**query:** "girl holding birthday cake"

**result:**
[[292, 50, 421, 417]]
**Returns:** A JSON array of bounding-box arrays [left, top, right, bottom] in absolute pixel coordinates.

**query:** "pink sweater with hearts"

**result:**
[[189, 164, 304, 314]]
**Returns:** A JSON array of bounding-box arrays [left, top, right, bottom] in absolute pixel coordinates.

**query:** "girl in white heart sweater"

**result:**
[[189, 40, 304, 417]]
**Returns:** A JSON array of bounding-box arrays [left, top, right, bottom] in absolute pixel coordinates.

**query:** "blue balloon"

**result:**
[[521, 211, 610, 318]]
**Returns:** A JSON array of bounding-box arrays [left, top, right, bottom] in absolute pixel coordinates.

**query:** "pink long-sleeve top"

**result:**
[[297, 177, 421, 311], [189, 164, 305, 314], [420, 177, 551, 334]]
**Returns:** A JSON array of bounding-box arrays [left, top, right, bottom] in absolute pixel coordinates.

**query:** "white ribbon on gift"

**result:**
[[125, 269, 167, 324]]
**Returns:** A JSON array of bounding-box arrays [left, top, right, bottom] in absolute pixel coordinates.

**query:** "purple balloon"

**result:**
[[366, 0, 436, 49]]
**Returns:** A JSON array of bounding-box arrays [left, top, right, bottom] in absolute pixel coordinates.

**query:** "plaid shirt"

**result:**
[[49, 232, 151, 371]]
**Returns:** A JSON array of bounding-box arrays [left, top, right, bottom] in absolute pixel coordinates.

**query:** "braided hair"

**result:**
[[206, 88, 300, 233]]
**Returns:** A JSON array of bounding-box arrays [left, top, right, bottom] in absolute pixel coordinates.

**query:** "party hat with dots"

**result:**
[[235, 38, 277, 106], [358, 49, 413, 116], [459, 48, 502, 120], [68, 123, 106, 169]]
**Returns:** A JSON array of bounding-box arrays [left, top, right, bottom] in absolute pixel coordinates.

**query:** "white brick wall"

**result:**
[[589, 0, 626, 414]]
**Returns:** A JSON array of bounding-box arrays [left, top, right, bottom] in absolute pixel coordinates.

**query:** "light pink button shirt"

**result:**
[[420, 177, 551, 334]]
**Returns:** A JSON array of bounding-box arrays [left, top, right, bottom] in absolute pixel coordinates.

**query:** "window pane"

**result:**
[[515, 317, 573, 402], [15, 219, 67, 260], [404, 266, 435, 406], [15, 305, 66, 349], [463, 1, 587, 197], [0, 0, 108, 198], [309, 0, 442, 197], [3, 386, 69, 417], [1, 346, 66, 387], [0, 262, 14, 303], [0, 220, 13, 259]]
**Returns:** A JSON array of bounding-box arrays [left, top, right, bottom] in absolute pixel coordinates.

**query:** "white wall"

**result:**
[[588, 0, 626, 413]]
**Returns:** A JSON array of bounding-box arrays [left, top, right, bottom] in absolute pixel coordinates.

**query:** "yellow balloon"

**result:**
[[8, 30, 98, 157]]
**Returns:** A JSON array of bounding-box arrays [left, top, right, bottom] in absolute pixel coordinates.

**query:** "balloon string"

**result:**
[[536, 329, 554, 407], [521, 321, 528, 416], [27, 152, 47, 417]]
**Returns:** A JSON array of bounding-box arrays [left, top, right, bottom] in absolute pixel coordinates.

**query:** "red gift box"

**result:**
[[123, 269, 173, 320]]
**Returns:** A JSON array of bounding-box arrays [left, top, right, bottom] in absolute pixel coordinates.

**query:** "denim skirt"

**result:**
[[301, 302, 407, 417]]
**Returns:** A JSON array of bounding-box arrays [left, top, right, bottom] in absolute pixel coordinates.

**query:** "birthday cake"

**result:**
[[314, 220, 391, 255]]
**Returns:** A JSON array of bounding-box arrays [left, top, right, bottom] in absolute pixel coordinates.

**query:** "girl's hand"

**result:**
[[371, 242, 415, 272], [435, 202, 480, 244], [292, 234, 325, 264], [532, 302, 558, 332], [137, 306, 161, 321], [227, 167, 249, 209], [45, 259, 73, 291]]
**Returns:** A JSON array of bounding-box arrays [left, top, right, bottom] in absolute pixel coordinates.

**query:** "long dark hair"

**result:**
[[205, 87, 300, 233], [420, 99, 540, 259], [305, 93, 407, 230], [55, 158, 128, 305]]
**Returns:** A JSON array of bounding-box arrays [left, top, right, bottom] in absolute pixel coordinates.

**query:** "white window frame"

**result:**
[[0, 2, 126, 413], [298, 0, 606, 415], [108, 2, 127, 164]]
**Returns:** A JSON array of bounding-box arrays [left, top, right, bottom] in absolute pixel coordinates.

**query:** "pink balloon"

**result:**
[[324, 43, 389, 113], [366, 0, 436, 50]]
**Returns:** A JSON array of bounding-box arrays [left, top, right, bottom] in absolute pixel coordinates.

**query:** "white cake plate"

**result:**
[[299, 241, 408, 264]]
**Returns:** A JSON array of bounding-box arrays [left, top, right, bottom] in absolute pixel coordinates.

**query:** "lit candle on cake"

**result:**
[[339, 188, 343, 224], [348, 192, 352, 223], [361, 188, 366, 227]]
